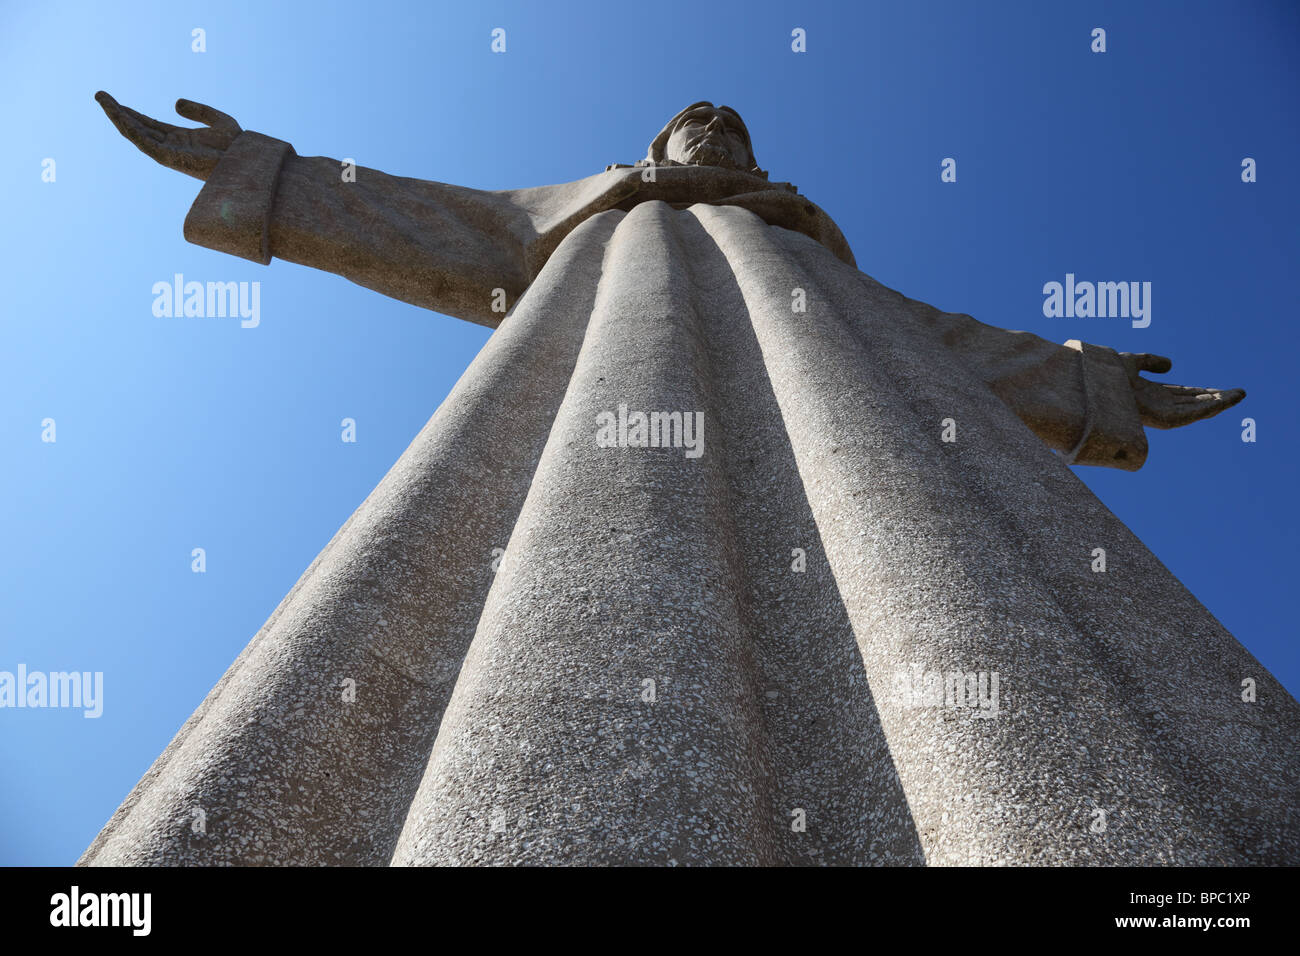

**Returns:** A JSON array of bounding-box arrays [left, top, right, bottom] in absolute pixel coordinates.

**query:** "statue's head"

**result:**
[[641, 102, 766, 179]]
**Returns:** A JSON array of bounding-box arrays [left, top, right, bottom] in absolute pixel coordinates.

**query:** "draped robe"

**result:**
[[81, 131, 1300, 866]]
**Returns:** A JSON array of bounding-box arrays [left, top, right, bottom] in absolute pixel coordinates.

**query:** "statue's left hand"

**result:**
[[95, 92, 242, 181], [1119, 352, 1245, 429]]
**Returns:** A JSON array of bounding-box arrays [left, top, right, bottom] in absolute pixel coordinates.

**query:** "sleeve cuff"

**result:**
[[1063, 340, 1148, 470], [183, 131, 293, 265]]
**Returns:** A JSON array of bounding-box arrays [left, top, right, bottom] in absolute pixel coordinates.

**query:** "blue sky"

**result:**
[[1, 0, 1296, 865]]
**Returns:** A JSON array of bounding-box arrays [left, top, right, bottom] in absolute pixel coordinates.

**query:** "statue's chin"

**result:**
[[681, 144, 743, 169]]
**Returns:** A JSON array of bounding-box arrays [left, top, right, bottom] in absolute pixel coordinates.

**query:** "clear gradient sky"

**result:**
[[2, 0, 1297, 865]]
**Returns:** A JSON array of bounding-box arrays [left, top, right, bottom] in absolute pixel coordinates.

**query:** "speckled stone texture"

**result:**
[[82, 116, 1299, 866]]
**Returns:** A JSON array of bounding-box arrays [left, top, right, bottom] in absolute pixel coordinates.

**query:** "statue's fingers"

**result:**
[[1176, 388, 1245, 424], [1167, 386, 1244, 403], [175, 98, 241, 131], [1183, 387, 1245, 406], [109, 97, 166, 137], [1142, 383, 1245, 428], [95, 91, 138, 136], [125, 106, 173, 144], [96, 93, 166, 146], [1163, 385, 1217, 399], [1188, 399, 1234, 422], [123, 130, 173, 165], [1139, 353, 1173, 374]]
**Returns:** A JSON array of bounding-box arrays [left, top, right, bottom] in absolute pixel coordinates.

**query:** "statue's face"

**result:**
[[665, 106, 752, 170]]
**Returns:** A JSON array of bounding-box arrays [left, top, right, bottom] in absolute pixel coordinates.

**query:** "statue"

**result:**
[[82, 93, 1298, 866]]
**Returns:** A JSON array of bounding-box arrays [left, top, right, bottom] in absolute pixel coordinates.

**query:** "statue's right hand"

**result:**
[[95, 92, 242, 181]]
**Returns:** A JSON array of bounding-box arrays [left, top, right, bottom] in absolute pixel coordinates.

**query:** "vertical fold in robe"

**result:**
[[391, 201, 783, 865], [675, 208, 925, 864], [78, 211, 619, 865], [821, 236, 1300, 864], [692, 204, 1290, 864]]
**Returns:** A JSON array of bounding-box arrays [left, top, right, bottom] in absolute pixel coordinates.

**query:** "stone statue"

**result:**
[[82, 93, 1298, 866]]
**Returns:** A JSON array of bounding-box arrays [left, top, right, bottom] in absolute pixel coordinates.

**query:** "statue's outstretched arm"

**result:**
[[96, 93, 535, 327], [909, 300, 1243, 470]]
